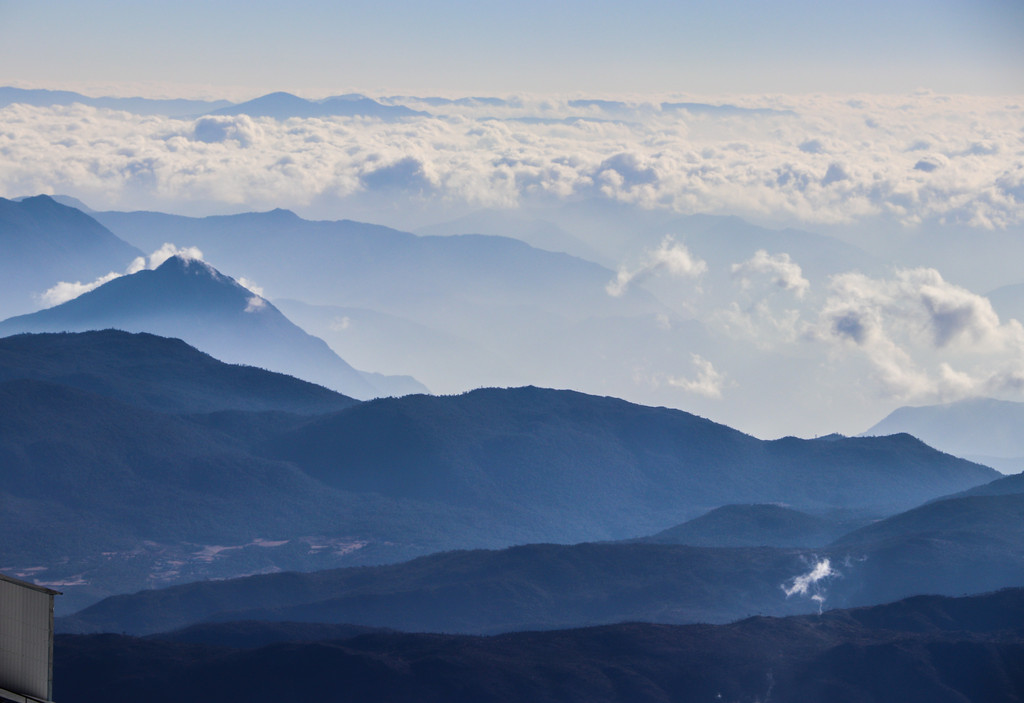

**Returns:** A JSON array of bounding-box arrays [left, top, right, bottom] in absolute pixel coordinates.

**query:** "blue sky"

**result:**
[[1, 0, 1021, 97]]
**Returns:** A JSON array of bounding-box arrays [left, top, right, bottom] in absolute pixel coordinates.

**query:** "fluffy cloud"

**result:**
[[38, 243, 204, 307], [1, 93, 1021, 229], [606, 236, 706, 297], [731, 250, 810, 299], [666, 354, 726, 399], [813, 268, 1024, 401]]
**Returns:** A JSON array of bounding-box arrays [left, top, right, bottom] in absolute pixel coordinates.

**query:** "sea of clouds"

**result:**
[[1, 92, 1021, 230]]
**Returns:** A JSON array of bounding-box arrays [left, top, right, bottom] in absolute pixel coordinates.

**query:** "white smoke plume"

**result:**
[[782, 557, 837, 613]]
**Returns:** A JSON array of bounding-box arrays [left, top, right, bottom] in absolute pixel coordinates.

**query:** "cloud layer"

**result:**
[[2, 93, 1022, 229]]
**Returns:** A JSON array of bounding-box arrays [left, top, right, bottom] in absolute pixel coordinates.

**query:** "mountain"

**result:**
[[261, 387, 997, 533], [88, 208, 654, 321], [0, 86, 232, 116], [0, 329, 356, 415], [209, 91, 426, 120], [53, 590, 1024, 703], [829, 493, 1024, 607], [0, 256, 426, 399], [417, 209, 608, 262], [58, 494, 1024, 637], [0, 377, 365, 611], [87, 206, 683, 400], [863, 397, 1024, 472], [58, 543, 815, 635], [642, 503, 862, 548], [0, 334, 998, 616], [0, 195, 140, 318]]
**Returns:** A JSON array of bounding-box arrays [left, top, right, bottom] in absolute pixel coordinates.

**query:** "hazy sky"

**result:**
[[1, 0, 1022, 98]]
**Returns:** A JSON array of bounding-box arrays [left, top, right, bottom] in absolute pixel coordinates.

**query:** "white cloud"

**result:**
[[37, 272, 123, 307], [813, 267, 1024, 401], [37, 243, 205, 307], [731, 250, 810, 299], [2, 93, 1021, 229], [607, 236, 706, 297], [667, 354, 726, 399], [236, 276, 264, 298]]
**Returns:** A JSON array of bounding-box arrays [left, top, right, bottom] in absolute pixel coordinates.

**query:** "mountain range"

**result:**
[[864, 397, 1024, 473], [209, 91, 426, 120], [53, 588, 1024, 703], [0, 254, 424, 399], [58, 488, 1024, 637], [0, 331, 1000, 615], [0, 195, 140, 318]]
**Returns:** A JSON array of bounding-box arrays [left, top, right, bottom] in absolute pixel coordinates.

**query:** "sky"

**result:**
[[1, 0, 1022, 98]]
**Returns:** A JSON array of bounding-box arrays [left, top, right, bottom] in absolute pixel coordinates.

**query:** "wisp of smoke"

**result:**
[[782, 557, 837, 614]]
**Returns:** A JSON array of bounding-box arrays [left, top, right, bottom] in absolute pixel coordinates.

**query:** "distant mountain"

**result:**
[[642, 503, 861, 548], [863, 397, 1024, 472], [0, 256, 426, 399], [416, 209, 607, 262], [661, 101, 797, 117], [209, 91, 426, 120], [88, 206, 673, 398], [88, 208, 653, 321], [987, 281, 1024, 325], [0, 86, 232, 116], [0, 195, 140, 318], [54, 589, 1024, 703]]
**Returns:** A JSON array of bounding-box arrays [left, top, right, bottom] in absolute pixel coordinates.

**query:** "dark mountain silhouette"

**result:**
[[0, 330, 356, 415], [0, 86, 232, 115], [0, 256, 426, 399], [829, 493, 1024, 607], [148, 621, 394, 649], [642, 503, 862, 548], [53, 589, 1024, 703], [864, 397, 1024, 473], [0, 333, 1000, 618], [262, 388, 997, 534], [955, 470, 1024, 497], [57, 543, 816, 635], [209, 91, 426, 120], [60, 486, 1023, 637], [0, 195, 140, 317]]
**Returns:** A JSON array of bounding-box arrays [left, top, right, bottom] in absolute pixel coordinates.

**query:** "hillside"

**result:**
[[263, 388, 998, 534], [863, 397, 1024, 472], [642, 504, 860, 548], [54, 589, 1024, 703], [0, 195, 140, 317], [0, 329, 357, 415]]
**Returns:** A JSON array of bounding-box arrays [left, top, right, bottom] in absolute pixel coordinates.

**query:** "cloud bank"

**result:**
[[2, 93, 1021, 229]]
